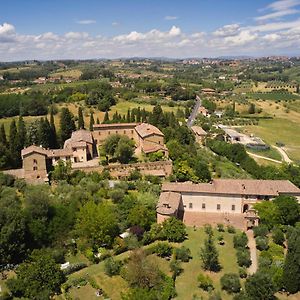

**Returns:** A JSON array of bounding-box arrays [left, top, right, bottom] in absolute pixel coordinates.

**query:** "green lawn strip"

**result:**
[[244, 118, 300, 162], [247, 146, 282, 161], [175, 227, 240, 300]]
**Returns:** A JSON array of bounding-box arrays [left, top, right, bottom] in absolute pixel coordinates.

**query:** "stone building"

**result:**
[[9, 123, 168, 183], [157, 179, 300, 230]]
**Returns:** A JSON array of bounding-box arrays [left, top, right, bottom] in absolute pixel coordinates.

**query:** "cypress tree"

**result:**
[[130, 110, 136, 122], [89, 112, 95, 131], [0, 124, 8, 147], [200, 229, 221, 272], [17, 115, 26, 151], [126, 109, 131, 123], [96, 117, 100, 124], [9, 119, 19, 167], [49, 107, 58, 148], [60, 107, 76, 145], [38, 118, 52, 148], [141, 108, 147, 122], [78, 107, 85, 129], [283, 228, 300, 293], [103, 111, 109, 124], [136, 107, 141, 123]]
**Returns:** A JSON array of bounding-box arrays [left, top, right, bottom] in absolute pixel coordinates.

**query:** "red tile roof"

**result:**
[[162, 179, 300, 197], [135, 123, 164, 138]]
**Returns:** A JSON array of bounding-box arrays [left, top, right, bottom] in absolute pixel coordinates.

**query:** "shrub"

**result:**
[[161, 217, 186, 242], [104, 257, 122, 276], [217, 223, 225, 232], [197, 273, 214, 291], [272, 227, 285, 245], [256, 236, 269, 251], [174, 246, 191, 262], [170, 260, 183, 278], [154, 242, 173, 258], [253, 225, 269, 237], [62, 263, 87, 275], [220, 273, 241, 293], [236, 249, 252, 268], [239, 267, 247, 279], [233, 232, 248, 249], [227, 225, 236, 234]]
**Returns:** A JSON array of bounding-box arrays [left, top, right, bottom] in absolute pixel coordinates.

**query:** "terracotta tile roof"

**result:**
[[93, 123, 138, 130], [64, 140, 87, 149], [142, 143, 168, 154], [162, 179, 300, 197], [157, 192, 182, 215], [191, 126, 207, 136], [21, 145, 49, 157], [47, 149, 73, 158], [135, 123, 164, 138], [70, 129, 93, 144]]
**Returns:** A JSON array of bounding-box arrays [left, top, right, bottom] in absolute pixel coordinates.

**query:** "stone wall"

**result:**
[[72, 160, 173, 178]]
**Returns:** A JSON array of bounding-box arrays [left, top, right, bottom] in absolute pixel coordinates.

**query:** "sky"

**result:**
[[1, 0, 300, 61]]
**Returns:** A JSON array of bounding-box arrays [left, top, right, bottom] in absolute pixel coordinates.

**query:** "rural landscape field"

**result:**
[[1, 1, 300, 300]]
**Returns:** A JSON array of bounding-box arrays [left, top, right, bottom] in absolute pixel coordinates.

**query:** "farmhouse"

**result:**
[[7, 123, 168, 183], [191, 126, 207, 143], [157, 179, 300, 230]]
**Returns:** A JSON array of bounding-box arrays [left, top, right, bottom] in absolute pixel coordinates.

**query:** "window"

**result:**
[[189, 203, 193, 209], [202, 203, 206, 209], [98, 132, 101, 136], [232, 205, 235, 211], [33, 166, 38, 171], [108, 131, 111, 135], [217, 204, 221, 210], [131, 130, 134, 134], [116, 131, 118, 134], [124, 130, 126, 134]]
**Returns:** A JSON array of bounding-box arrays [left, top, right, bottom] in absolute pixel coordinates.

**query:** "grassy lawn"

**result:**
[[246, 146, 282, 161], [175, 227, 240, 300], [243, 118, 300, 162], [50, 68, 82, 79], [247, 92, 300, 101]]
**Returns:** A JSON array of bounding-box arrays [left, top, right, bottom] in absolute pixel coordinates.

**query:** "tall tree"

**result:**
[[89, 112, 95, 131], [200, 229, 221, 272], [0, 124, 8, 147], [283, 228, 300, 293], [49, 106, 57, 148], [38, 118, 52, 149], [17, 115, 26, 152], [59, 108, 75, 145], [103, 111, 110, 123], [126, 109, 131, 123], [77, 106, 85, 129], [9, 119, 20, 167], [96, 117, 100, 124]]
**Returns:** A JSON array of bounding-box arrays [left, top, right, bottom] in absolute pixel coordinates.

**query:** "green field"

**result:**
[[244, 118, 300, 162], [246, 146, 282, 162], [61, 227, 241, 300], [247, 92, 300, 101]]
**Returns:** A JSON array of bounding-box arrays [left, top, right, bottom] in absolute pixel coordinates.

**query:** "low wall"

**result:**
[[72, 160, 173, 178]]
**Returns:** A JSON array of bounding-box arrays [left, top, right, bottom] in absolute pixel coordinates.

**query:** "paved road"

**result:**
[[187, 95, 201, 128], [273, 145, 293, 164], [247, 151, 282, 164], [246, 230, 258, 275]]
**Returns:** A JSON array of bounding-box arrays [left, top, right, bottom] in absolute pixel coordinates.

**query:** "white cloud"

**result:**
[[169, 25, 181, 36], [213, 24, 240, 37], [165, 16, 178, 20], [267, 0, 300, 11], [0, 22, 16, 42], [76, 20, 96, 25], [256, 0, 300, 21], [2, 18, 300, 61], [64, 31, 89, 39], [112, 22, 119, 26]]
